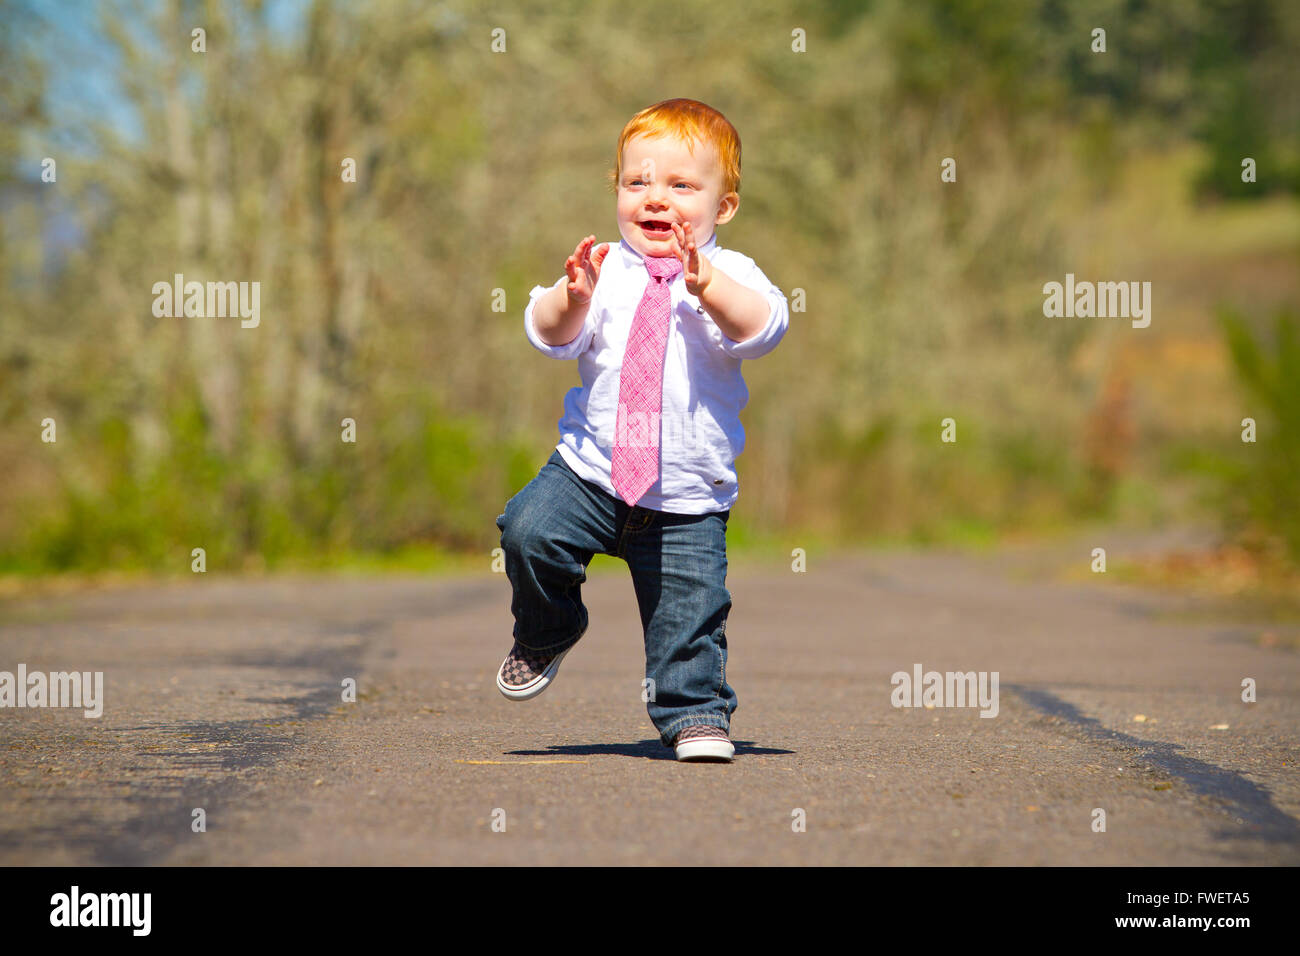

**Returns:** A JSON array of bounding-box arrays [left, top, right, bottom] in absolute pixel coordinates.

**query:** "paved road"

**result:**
[[1, 531, 1297, 865]]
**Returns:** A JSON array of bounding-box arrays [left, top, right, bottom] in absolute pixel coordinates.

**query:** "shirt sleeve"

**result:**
[[713, 254, 789, 360], [524, 276, 595, 359]]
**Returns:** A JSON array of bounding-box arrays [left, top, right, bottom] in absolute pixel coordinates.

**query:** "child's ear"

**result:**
[[714, 192, 740, 225]]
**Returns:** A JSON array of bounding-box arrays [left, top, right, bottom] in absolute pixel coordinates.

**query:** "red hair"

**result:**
[[608, 98, 741, 196]]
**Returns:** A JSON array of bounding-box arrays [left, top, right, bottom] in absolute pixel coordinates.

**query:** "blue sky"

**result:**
[[4, 0, 309, 273], [12, 0, 309, 157]]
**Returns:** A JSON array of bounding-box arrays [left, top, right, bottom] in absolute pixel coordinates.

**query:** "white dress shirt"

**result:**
[[524, 232, 789, 514]]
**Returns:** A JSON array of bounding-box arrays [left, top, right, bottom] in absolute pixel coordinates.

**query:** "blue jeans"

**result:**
[[495, 449, 735, 746]]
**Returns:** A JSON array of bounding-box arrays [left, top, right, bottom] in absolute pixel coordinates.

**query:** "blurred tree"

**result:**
[[0, 0, 1294, 570]]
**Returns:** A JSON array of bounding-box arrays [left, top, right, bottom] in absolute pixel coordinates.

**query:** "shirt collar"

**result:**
[[618, 230, 719, 269]]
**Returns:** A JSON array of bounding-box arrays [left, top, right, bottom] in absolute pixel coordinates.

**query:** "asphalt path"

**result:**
[[1, 529, 1296, 865]]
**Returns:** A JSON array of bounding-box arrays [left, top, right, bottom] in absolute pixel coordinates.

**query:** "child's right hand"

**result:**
[[565, 235, 609, 305]]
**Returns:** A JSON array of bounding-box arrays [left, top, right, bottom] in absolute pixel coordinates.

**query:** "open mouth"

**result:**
[[639, 220, 674, 237]]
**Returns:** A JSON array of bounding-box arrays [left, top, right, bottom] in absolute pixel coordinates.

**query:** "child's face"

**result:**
[[616, 133, 738, 259]]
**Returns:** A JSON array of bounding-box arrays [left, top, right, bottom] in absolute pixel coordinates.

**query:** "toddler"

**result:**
[[494, 98, 788, 761]]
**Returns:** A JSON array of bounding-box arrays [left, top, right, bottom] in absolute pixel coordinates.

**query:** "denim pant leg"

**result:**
[[619, 507, 735, 746], [495, 450, 619, 653]]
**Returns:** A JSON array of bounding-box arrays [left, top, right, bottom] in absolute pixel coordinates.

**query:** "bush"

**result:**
[[1214, 307, 1300, 561]]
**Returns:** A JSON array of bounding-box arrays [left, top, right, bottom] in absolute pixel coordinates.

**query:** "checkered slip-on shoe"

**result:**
[[495, 640, 572, 701], [672, 723, 735, 762]]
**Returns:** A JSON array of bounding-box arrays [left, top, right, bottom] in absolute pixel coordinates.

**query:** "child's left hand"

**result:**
[[671, 222, 712, 297]]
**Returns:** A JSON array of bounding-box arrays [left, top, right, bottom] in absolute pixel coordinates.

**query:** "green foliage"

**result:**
[[0, 390, 536, 573], [1212, 308, 1300, 559], [1193, 74, 1285, 200]]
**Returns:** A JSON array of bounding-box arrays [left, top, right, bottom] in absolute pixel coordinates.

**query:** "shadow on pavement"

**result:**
[[1010, 684, 1300, 847]]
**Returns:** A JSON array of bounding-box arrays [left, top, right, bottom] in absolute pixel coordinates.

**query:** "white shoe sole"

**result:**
[[496, 646, 570, 701], [674, 737, 735, 762]]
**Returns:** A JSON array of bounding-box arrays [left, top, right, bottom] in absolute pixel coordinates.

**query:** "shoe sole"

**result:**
[[496, 646, 570, 701], [674, 738, 735, 762]]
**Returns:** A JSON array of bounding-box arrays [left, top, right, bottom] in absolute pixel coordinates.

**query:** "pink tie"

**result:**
[[611, 254, 683, 507]]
